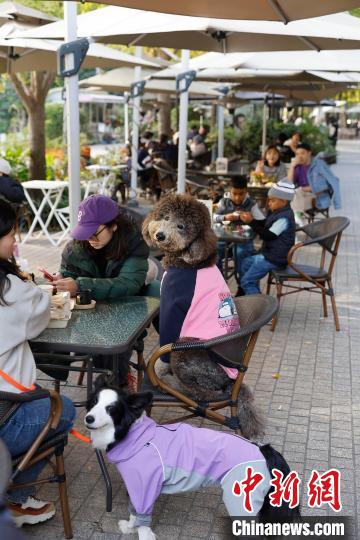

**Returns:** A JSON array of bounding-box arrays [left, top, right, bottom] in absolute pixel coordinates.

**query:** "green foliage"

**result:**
[[45, 103, 63, 141], [2, 143, 29, 182], [238, 114, 334, 162], [207, 127, 240, 157]]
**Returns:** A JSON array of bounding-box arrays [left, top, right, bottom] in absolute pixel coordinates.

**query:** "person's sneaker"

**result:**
[[8, 497, 55, 527]]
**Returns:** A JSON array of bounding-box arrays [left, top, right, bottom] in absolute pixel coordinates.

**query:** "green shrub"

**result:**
[[45, 103, 64, 141]]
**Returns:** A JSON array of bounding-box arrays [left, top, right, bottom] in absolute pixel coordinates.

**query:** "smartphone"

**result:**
[[38, 267, 54, 282]]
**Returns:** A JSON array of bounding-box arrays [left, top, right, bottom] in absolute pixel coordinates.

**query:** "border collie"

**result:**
[[85, 376, 300, 540]]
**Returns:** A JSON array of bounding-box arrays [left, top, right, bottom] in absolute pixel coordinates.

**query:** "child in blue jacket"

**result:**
[[238, 180, 296, 295]]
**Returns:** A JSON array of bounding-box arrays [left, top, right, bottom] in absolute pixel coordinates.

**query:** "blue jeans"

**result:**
[[0, 396, 75, 503], [240, 254, 278, 295], [217, 240, 254, 281]]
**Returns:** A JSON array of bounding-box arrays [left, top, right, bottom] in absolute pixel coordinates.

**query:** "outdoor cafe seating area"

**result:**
[[0, 1, 359, 540]]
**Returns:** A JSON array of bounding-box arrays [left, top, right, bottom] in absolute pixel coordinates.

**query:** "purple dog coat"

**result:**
[[107, 416, 270, 527]]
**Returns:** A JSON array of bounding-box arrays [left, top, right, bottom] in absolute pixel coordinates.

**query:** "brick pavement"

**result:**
[[18, 140, 359, 539]]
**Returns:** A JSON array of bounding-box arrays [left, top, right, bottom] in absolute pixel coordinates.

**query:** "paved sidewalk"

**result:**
[[18, 140, 360, 539]]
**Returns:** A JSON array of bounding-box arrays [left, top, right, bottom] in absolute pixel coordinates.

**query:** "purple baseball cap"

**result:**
[[71, 194, 120, 241]]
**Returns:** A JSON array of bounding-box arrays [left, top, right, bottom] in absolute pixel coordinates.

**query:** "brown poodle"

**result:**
[[142, 194, 264, 439]]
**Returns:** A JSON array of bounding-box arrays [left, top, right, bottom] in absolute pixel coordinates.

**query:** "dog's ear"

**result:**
[[94, 373, 115, 390], [182, 227, 217, 266], [126, 391, 153, 416], [142, 211, 155, 246]]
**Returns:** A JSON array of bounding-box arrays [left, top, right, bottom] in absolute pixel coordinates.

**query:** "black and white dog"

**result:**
[[85, 376, 300, 540]]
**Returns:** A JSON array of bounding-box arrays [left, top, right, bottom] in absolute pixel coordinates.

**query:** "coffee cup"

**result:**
[[76, 289, 92, 305], [38, 284, 54, 298]]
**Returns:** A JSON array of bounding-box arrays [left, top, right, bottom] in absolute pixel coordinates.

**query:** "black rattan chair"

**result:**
[[139, 295, 278, 433], [266, 216, 350, 331], [0, 388, 72, 539]]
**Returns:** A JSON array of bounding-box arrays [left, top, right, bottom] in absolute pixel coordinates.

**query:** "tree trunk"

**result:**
[[157, 94, 171, 136], [9, 72, 56, 180], [28, 103, 46, 179]]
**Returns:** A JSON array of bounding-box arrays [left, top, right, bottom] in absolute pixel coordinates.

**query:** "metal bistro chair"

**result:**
[[0, 387, 73, 538], [266, 216, 350, 332], [139, 295, 278, 433]]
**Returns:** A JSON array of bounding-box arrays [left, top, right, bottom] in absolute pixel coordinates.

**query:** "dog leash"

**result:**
[[0, 370, 91, 444]]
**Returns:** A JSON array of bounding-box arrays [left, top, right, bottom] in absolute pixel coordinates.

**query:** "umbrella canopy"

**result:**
[[16, 8, 360, 53], [177, 49, 360, 72], [69, 0, 360, 22], [0, 37, 158, 73], [79, 67, 221, 96], [232, 82, 348, 101], [0, 1, 57, 37]]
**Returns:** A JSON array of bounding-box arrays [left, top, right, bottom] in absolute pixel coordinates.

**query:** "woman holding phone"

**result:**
[[0, 200, 75, 528], [53, 194, 157, 386]]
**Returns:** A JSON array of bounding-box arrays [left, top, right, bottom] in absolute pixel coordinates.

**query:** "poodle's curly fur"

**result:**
[[142, 194, 264, 440]]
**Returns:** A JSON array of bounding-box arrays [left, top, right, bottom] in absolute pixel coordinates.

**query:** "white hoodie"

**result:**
[[0, 275, 50, 393]]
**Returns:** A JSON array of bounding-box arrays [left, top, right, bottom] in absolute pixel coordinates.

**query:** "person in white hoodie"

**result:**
[[0, 200, 75, 527]]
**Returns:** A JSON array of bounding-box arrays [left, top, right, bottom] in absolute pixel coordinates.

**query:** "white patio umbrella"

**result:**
[[66, 0, 360, 22], [79, 67, 221, 96], [0, 37, 159, 73], [174, 49, 360, 73], [16, 9, 360, 53], [16, 6, 360, 193]]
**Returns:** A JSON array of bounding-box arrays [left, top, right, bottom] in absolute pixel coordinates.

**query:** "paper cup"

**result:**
[[38, 284, 54, 298]]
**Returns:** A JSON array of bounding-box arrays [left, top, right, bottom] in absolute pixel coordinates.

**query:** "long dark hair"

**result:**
[[0, 200, 24, 305], [78, 210, 136, 260]]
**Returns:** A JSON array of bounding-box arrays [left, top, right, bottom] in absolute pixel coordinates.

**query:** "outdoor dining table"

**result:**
[[30, 296, 160, 383], [21, 180, 69, 246], [214, 224, 255, 281], [30, 295, 159, 513]]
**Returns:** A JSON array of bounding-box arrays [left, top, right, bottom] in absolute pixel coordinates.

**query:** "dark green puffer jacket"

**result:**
[[59, 229, 150, 300]]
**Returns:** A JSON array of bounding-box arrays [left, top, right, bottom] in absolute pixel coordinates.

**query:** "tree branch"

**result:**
[[41, 72, 56, 99], [9, 73, 33, 111]]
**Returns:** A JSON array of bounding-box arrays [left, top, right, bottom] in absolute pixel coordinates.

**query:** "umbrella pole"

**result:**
[[217, 103, 225, 158], [130, 47, 142, 195], [177, 49, 190, 194], [261, 96, 269, 156], [64, 1, 81, 228], [124, 92, 129, 144]]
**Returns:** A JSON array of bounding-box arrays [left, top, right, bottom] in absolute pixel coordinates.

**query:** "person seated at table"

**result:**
[[0, 158, 25, 204], [282, 131, 301, 162], [55, 194, 151, 300], [138, 132, 155, 191], [214, 176, 264, 296], [288, 143, 341, 225], [237, 180, 296, 295], [54, 195, 156, 387], [253, 145, 287, 183], [0, 199, 75, 528]]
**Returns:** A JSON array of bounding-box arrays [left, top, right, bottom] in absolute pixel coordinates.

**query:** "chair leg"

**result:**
[[328, 279, 340, 331], [55, 450, 73, 539], [265, 276, 271, 295], [271, 282, 282, 331], [77, 360, 86, 386], [321, 289, 328, 318], [95, 449, 112, 512], [136, 351, 145, 391]]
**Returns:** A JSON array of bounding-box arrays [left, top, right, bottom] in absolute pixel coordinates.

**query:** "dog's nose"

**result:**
[[85, 415, 95, 424], [156, 232, 165, 241]]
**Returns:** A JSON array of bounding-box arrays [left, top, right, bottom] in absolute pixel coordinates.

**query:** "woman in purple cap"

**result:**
[[55, 195, 150, 300], [53, 194, 153, 385]]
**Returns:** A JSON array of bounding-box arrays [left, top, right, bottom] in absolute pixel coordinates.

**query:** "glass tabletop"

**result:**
[[214, 225, 254, 243], [31, 296, 160, 355]]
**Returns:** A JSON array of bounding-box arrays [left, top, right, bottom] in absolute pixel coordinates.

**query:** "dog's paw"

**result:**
[[154, 360, 172, 379], [138, 526, 157, 540], [118, 519, 136, 534]]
